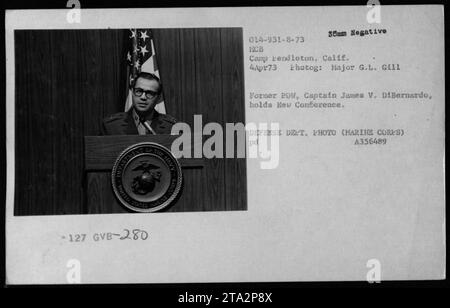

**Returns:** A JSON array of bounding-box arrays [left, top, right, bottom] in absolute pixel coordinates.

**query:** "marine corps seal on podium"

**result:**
[[111, 142, 183, 212]]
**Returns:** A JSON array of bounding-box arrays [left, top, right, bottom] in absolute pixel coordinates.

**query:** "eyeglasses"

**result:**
[[133, 88, 159, 99]]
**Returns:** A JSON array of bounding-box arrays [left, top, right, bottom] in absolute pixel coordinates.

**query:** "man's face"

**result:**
[[132, 77, 160, 114]]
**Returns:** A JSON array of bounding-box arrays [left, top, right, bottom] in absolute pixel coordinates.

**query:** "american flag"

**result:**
[[124, 29, 166, 114]]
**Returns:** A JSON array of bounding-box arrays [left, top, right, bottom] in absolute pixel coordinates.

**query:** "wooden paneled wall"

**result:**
[[14, 28, 246, 215]]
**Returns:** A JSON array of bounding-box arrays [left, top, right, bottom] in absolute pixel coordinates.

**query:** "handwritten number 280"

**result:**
[[119, 229, 149, 240]]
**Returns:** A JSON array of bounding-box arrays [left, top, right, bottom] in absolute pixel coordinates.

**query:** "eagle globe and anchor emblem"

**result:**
[[131, 161, 162, 195], [111, 142, 183, 213]]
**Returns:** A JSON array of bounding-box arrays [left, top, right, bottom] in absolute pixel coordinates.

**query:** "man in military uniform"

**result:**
[[101, 72, 177, 135]]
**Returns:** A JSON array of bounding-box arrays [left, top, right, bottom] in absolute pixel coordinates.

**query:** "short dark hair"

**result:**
[[132, 72, 162, 94]]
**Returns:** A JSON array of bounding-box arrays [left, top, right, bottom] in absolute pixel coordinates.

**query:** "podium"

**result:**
[[84, 135, 205, 213]]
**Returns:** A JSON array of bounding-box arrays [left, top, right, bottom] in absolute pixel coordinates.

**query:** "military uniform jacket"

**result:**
[[101, 109, 177, 135]]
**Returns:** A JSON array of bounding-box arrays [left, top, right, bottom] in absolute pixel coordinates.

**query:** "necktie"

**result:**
[[141, 119, 156, 135]]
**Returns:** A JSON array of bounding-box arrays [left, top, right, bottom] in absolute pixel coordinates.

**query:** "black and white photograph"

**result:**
[[13, 28, 247, 215], [3, 2, 447, 291]]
